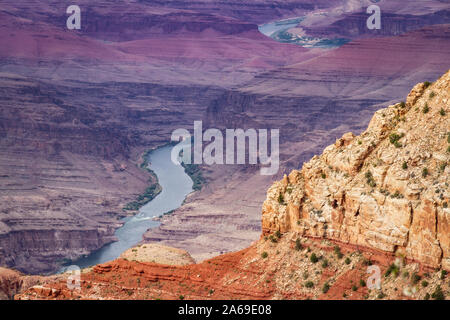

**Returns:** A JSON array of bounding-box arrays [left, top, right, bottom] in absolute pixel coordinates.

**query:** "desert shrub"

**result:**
[[261, 252, 268, 259], [322, 282, 330, 293], [422, 168, 429, 178], [365, 171, 376, 187], [359, 279, 366, 287], [423, 103, 429, 114], [310, 253, 319, 263], [429, 91, 436, 99], [412, 272, 421, 284], [352, 285, 358, 291], [305, 281, 314, 288], [389, 133, 404, 148], [424, 293, 430, 300], [278, 193, 285, 205], [440, 108, 446, 116], [345, 257, 351, 265], [423, 81, 432, 88], [385, 263, 400, 277], [275, 230, 282, 239], [402, 162, 408, 170], [431, 285, 445, 300], [377, 292, 386, 299], [295, 238, 303, 251], [440, 270, 448, 280], [321, 259, 329, 268], [334, 246, 344, 259], [421, 280, 429, 287]]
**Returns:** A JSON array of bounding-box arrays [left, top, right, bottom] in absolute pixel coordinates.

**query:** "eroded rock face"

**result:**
[[263, 71, 450, 270]]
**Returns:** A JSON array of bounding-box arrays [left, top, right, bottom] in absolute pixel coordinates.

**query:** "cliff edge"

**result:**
[[263, 70, 450, 270]]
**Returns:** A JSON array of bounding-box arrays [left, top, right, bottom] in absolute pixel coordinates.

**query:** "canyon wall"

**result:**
[[262, 71, 450, 269]]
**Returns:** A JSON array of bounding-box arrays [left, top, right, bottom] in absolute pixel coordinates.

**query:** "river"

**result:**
[[63, 144, 193, 270], [258, 16, 350, 49]]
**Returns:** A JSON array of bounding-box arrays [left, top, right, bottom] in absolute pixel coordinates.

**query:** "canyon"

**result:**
[[0, 0, 449, 276], [9, 70, 450, 300]]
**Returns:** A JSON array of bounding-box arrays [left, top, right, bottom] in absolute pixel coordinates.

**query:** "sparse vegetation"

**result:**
[[365, 171, 376, 188], [377, 292, 386, 299], [385, 263, 400, 277], [278, 193, 285, 205], [390, 191, 404, 199], [295, 238, 303, 251], [431, 285, 445, 300], [412, 272, 421, 284], [124, 183, 162, 211], [389, 133, 404, 148], [182, 162, 206, 191], [334, 246, 344, 259]]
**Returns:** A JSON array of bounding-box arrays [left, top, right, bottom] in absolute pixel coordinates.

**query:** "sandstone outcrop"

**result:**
[[262, 71, 450, 270], [120, 244, 195, 266]]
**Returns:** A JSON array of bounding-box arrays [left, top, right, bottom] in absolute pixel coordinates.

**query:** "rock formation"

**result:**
[[119, 244, 195, 266], [1, 0, 449, 275], [10, 71, 450, 301], [262, 71, 450, 270]]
